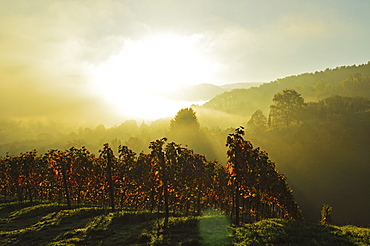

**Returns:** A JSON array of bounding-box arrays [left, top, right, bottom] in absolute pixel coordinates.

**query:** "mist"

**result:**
[[1, 0, 369, 227], [2, 0, 369, 125]]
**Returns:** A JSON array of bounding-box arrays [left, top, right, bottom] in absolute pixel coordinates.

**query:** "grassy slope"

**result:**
[[0, 202, 369, 246]]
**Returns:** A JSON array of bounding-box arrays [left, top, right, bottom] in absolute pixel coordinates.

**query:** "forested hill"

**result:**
[[200, 62, 370, 120], [193, 62, 370, 226]]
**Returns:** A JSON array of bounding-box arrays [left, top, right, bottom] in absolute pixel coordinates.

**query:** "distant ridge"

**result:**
[[160, 82, 264, 102], [201, 62, 370, 117], [220, 82, 264, 91]]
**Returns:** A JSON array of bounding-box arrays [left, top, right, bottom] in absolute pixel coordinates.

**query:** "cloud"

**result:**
[[0, 0, 369, 124], [0, 0, 137, 124], [217, 1, 369, 81]]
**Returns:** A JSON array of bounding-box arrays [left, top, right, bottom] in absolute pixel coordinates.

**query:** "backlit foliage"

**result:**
[[269, 89, 306, 128], [0, 130, 302, 225], [226, 127, 303, 225]]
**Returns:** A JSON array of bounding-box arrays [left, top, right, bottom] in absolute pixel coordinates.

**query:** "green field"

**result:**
[[0, 201, 369, 246]]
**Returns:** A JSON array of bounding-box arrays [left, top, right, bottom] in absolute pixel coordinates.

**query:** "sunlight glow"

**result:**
[[92, 33, 220, 120]]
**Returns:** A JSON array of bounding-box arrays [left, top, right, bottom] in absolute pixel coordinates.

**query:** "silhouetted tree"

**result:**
[[269, 89, 306, 128], [169, 108, 215, 159], [247, 110, 268, 130], [320, 204, 333, 225], [169, 108, 200, 145]]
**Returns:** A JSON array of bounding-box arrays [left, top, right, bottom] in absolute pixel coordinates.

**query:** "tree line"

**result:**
[[247, 89, 369, 130], [0, 127, 302, 225], [201, 63, 370, 127], [243, 88, 370, 225]]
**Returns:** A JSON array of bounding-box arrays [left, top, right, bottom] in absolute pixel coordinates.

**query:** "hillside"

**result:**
[[159, 82, 264, 102], [191, 62, 370, 226], [245, 111, 370, 226], [199, 62, 370, 126], [0, 201, 369, 246]]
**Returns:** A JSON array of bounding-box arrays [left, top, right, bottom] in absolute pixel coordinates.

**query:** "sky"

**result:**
[[1, 0, 369, 124]]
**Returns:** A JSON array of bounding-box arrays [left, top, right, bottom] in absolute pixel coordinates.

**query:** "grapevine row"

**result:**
[[0, 128, 302, 224]]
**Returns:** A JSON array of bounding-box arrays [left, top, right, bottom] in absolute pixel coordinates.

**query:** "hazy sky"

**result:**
[[1, 0, 369, 123]]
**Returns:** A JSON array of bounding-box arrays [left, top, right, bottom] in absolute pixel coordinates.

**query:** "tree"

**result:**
[[169, 108, 200, 144], [320, 204, 333, 225], [247, 110, 268, 130], [269, 89, 306, 128], [169, 108, 215, 159]]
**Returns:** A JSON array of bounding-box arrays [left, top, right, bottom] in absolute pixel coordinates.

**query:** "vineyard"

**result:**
[[0, 128, 302, 225]]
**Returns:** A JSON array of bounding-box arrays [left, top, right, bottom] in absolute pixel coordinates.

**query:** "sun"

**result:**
[[91, 33, 220, 120]]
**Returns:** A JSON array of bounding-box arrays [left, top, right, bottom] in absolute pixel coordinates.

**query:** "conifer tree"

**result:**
[[169, 108, 200, 146], [247, 110, 268, 130]]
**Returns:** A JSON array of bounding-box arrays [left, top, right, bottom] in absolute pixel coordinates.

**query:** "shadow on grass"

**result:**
[[80, 211, 161, 245], [233, 218, 360, 246], [1, 203, 68, 231], [1, 206, 106, 246], [0, 201, 44, 218], [2, 202, 368, 246]]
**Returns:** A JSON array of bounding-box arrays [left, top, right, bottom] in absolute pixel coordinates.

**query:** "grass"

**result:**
[[233, 219, 369, 245], [0, 201, 368, 245]]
